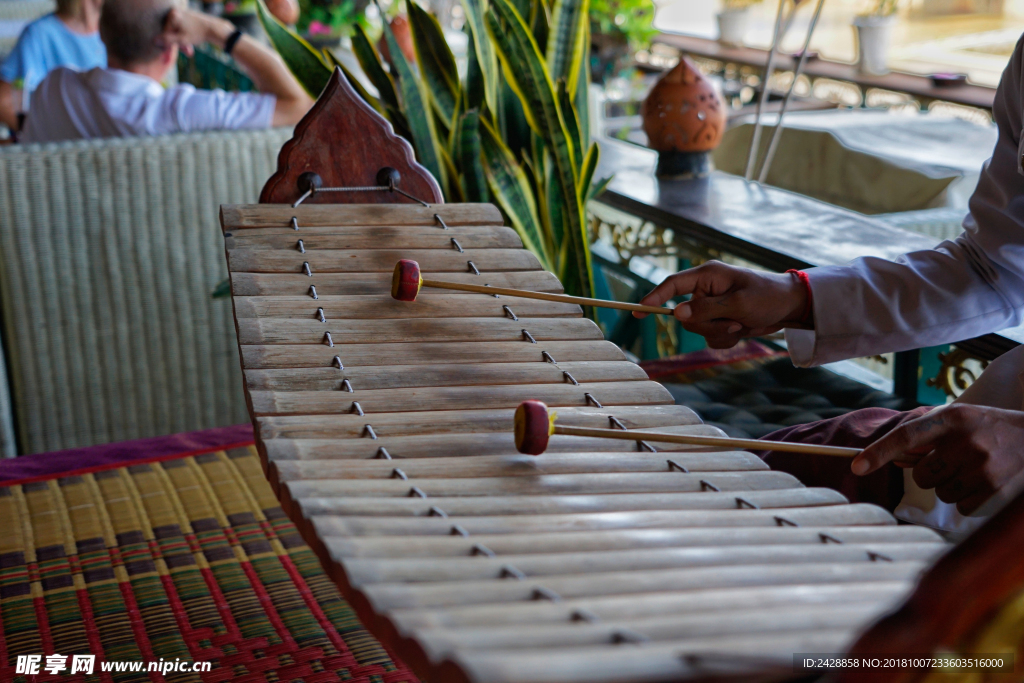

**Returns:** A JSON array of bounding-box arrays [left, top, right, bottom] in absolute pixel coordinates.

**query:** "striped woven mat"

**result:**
[[0, 426, 418, 683]]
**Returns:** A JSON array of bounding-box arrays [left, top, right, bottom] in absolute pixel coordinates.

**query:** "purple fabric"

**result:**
[[758, 406, 934, 511], [0, 423, 255, 483]]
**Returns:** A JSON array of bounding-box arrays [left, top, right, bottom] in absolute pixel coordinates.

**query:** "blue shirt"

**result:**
[[0, 14, 106, 95]]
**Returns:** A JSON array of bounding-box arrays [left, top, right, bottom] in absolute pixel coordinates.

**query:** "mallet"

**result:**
[[513, 400, 862, 458], [391, 259, 674, 315]]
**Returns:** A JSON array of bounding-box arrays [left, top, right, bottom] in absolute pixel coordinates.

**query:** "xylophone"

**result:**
[[221, 199, 950, 683]]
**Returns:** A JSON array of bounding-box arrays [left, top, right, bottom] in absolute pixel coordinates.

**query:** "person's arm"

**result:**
[[639, 34, 1024, 367], [0, 81, 19, 130], [162, 8, 313, 126]]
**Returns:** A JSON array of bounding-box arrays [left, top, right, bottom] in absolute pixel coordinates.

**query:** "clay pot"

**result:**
[[378, 15, 417, 65], [266, 0, 300, 25], [641, 57, 726, 154]]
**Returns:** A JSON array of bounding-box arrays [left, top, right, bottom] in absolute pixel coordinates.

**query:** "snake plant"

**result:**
[[256, 0, 606, 298]]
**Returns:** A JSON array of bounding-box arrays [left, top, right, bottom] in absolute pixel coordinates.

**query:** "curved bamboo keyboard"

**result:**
[[221, 202, 948, 683]]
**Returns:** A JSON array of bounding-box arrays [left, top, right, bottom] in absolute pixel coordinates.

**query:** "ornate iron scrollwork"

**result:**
[[926, 347, 989, 400]]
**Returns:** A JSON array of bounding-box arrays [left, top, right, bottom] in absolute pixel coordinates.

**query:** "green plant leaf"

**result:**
[[351, 24, 401, 113], [408, 1, 459, 124], [380, 12, 447, 193], [461, 0, 499, 114], [530, 0, 550, 57], [578, 141, 599, 199], [587, 173, 612, 202], [212, 277, 231, 299], [458, 110, 489, 202], [480, 117, 551, 268], [547, 0, 589, 96], [558, 78, 582, 173], [438, 144, 464, 202], [574, 19, 590, 148], [255, 0, 332, 98], [486, 0, 592, 296], [464, 26, 486, 111]]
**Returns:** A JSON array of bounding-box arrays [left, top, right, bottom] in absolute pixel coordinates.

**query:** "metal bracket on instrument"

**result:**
[[296, 238, 305, 253], [292, 168, 431, 208], [542, 351, 557, 364], [291, 216, 299, 230], [351, 401, 364, 416], [500, 565, 527, 580], [341, 379, 354, 393], [638, 441, 656, 453], [324, 332, 334, 347], [700, 480, 721, 492], [375, 447, 392, 459], [736, 497, 759, 509], [468, 261, 480, 275], [451, 237, 463, 252], [434, 213, 450, 230], [485, 283, 499, 298], [332, 355, 343, 369], [532, 587, 561, 602], [522, 330, 537, 344], [503, 305, 518, 321], [868, 551, 893, 562], [612, 629, 650, 644], [317, 307, 326, 323], [303, 261, 313, 276], [774, 515, 798, 526], [408, 486, 427, 498], [428, 506, 448, 517], [585, 393, 603, 408], [391, 468, 408, 480], [363, 424, 377, 439], [450, 524, 469, 537], [819, 533, 842, 544], [471, 544, 496, 557], [563, 371, 579, 386], [667, 459, 689, 473], [571, 609, 599, 623], [309, 285, 318, 300]]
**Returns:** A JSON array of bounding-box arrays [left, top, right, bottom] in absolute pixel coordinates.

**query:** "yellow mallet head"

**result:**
[[514, 400, 557, 456], [391, 259, 423, 302]]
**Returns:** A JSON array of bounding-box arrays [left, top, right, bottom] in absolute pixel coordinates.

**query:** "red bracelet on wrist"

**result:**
[[785, 269, 813, 324]]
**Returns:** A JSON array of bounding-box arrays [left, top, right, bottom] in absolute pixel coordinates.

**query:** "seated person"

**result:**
[[636, 34, 1024, 537], [20, 0, 313, 143], [0, 0, 106, 131]]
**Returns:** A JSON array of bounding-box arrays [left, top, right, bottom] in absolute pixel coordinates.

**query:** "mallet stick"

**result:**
[[553, 425, 861, 458], [391, 259, 673, 315], [514, 400, 862, 457]]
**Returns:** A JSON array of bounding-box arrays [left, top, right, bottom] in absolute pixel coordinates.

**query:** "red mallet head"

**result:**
[[514, 400, 557, 456], [391, 259, 422, 302]]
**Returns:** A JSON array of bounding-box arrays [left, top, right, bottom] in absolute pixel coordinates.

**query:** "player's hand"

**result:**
[[851, 404, 1024, 515], [634, 261, 809, 349]]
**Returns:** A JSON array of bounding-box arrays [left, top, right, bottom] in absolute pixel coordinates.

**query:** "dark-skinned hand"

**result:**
[[851, 404, 1024, 515], [634, 261, 810, 349]]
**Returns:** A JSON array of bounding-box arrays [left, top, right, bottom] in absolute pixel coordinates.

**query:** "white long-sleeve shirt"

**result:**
[[784, 36, 1024, 535], [787, 34, 1024, 366]]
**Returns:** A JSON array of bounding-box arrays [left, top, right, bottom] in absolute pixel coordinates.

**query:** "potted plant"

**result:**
[[853, 0, 899, 75], [589, 0, 657, 82], [296, 0, 368, 47], [717, 0, 760, 47]]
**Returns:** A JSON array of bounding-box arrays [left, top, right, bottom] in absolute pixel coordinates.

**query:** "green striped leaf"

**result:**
[[458, 110, 489, 202], [558, 78, 582, 173], [461, 0, 499, 114], [486, 0, 592, 296], [578, 141, 599, 199], [546, 0, 589, 96], [351, 24, 401, 114], [480, 118, 552, 268], [408, 2, 459, 124], [380, 14, 447, 193], [255, 0, 331, 98]]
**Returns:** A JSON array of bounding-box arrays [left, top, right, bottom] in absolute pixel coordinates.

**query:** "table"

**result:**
[[594, 137, 1022, 370]]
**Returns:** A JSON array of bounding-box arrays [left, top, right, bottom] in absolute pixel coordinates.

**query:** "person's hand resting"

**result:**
[[160, 8, 234, 58], [635, 261, 811, 349], [850, 404, 1024, 515]]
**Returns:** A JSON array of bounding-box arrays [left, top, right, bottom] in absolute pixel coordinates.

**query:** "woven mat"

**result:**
[[0, 427, 418, 683]]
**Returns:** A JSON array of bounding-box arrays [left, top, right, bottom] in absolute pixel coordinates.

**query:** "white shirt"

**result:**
[[785, 34, 1024, 535], [21, 66, 276, 143]]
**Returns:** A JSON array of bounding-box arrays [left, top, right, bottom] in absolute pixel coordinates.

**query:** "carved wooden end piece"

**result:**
[[259, 67, 443, 206]]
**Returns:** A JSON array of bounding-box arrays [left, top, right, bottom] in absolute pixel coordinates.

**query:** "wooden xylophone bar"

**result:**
[[222, 202, 948, 683]]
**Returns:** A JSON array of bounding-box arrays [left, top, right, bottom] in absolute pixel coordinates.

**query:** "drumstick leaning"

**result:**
[[514, 400, 862, 458], [391, 259, 674, 316]]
